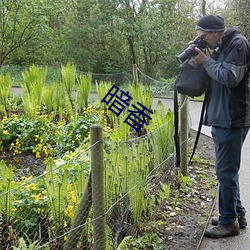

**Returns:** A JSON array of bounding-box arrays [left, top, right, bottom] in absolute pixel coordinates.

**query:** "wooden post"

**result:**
[[180, 94, 188, 176], [91, 124, 106, 250], [133, 64, 138, 86], [63, 175, 92, 250]]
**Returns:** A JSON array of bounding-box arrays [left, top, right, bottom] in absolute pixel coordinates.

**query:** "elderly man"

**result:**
[[192, 15, 250, 238]]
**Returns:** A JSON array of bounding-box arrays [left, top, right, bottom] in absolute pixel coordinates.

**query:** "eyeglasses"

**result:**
[[198, 32, 214, 40]]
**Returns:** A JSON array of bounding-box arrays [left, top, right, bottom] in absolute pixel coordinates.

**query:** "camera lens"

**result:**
[[176, 36, 208, 63], [176, 44, 198, 63]]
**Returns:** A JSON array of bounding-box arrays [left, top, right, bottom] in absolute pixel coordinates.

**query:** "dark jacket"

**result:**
[[203, 26, 250, 128]]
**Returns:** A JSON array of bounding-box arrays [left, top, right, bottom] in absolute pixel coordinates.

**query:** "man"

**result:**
[[192, 15, 250, 238]]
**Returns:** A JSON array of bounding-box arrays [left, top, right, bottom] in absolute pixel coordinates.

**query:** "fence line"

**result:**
[[0, 117, 181, 248], [0, 65, 191, 249]]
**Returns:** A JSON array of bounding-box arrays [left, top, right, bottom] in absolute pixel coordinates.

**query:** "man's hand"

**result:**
[[192, 47, 207, 64]]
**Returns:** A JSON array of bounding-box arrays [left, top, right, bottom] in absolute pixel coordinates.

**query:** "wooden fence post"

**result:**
[[180, 94, 188, 176], [91, 124, 106, 250], [133, 64, 138, 86], [63, 175, 92, 250]]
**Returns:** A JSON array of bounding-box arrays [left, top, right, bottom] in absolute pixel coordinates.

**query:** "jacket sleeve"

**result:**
[[203, 37, 250, 87]]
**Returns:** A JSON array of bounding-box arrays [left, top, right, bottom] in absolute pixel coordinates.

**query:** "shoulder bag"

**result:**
[[175, 58, 209, 97]]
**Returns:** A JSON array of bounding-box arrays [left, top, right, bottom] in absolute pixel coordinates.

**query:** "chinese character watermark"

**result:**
[[101, 84, 153, 132]]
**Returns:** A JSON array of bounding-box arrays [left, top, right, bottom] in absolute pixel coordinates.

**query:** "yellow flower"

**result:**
[[26, 183, 37, 191], [3, 130, 9, 135], [14, 149, 22, 155], [12, 207, 17, 212], [32, 193, 42, 201], [36, 152, 41, 159], [71, 195, 76, 204], [21, 176, 32, 181], [65, 205, 74, 218], [43, 147, 49, 157]]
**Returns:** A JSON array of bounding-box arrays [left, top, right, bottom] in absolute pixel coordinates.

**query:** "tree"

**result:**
[[0, 0, 50, 65], [66, 0, 199, 78], [220, 0, 250, 39], [0, 0, 231, 79], [63, 0, 131, 74]]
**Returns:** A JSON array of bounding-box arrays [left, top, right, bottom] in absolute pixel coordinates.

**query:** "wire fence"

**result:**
[[137, 68, 175, 94], [1, 64, 175, 97], [0, 124, 180, 249], [0, 66, 191, 249]]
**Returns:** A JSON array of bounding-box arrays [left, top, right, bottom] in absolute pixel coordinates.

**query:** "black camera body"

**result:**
[[176, 36, 208, 63]]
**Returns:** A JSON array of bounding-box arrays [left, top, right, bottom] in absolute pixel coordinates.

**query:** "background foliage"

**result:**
[[1, 0, 248, 80]]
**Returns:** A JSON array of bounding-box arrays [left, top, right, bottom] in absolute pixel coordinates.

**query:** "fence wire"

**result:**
[[138, 68, 174, 94], [0, 118, 182, 249], [0, 68, 191, 249], [1, 64, 174, 97]]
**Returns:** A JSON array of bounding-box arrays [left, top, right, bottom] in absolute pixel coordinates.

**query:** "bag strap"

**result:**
[[174, 80, 180, 168], [189, 91, 208, 164]]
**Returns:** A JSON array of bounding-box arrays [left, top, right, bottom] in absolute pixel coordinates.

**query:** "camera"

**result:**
[[176, 36, 208, 64]]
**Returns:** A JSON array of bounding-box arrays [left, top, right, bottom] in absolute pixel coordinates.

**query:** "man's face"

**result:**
[[196, 30, 222, 49]]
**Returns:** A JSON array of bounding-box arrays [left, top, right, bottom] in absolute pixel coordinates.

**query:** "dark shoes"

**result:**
[[204, 222, 240, 238], [211, 214, 247, 229]]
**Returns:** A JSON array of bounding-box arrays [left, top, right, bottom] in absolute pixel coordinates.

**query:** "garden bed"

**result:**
[[0, 130, 217, 250]]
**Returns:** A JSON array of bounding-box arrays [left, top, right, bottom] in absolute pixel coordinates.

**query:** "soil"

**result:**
[[0, 152, 45, 180], [158, 130, 217, 250]]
